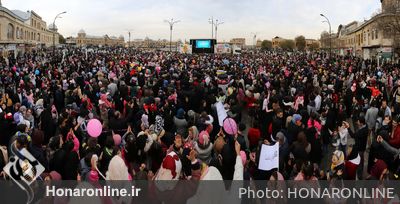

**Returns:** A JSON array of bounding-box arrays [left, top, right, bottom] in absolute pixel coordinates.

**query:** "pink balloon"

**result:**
[[223, 118, 238, 136], [113, 134, 122, 146], [87, 119, 102, 137]]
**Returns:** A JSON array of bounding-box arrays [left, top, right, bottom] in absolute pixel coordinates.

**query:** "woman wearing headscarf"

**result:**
[[328, 150, 345, 180], [99, 135, 117, 176], [194, 130, 213, 165], [294, 162, 318, 181], [173, 108, 188, 137], [148, 149, 201, 204], [290, 131, 310, 163], [39, 105, 58, 144], [29, 129, 49, 171], [106, 155, 131, 180], [50, 138, 79, 180], [306, 112, 322, 164]]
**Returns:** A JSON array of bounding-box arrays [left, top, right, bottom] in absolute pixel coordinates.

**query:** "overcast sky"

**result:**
[[3, 0, 381, 44]]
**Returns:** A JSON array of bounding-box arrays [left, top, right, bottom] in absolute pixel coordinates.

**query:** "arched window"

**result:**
[[7, 23, 14, 40], [37, 33, 40, 41]]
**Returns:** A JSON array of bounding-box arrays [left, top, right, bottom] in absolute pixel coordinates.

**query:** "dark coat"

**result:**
[[353, 125, 369, 152]]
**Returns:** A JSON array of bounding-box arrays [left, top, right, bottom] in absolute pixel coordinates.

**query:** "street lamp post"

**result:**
[[208, 17, 214, 39], [126, 29, 133, 48], [320, 14, 332, 58], [164, 18, 180, 52], [214, 19, 224, 42], [52, 11, 66, 56], [251, 32, 258, 49], [128, 31, 131, 47]]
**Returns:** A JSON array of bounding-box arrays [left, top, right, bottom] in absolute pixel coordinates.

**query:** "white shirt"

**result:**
[[315, 95, 322, 111]]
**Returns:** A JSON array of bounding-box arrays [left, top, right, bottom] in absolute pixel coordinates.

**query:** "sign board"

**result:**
[[215, 101, 228, 126], [380, 47, 392, 53], [258, 143, 279, 171], [7, 44, 16, 50]]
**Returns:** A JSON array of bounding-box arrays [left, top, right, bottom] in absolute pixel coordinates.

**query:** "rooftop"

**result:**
[[10, 9, 31, 20]]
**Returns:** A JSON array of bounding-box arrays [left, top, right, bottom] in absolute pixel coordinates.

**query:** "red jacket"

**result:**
[[389, 126, 400, 149], [248, 128, 261, 148]]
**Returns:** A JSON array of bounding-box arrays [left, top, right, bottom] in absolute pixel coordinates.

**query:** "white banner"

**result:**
[[215, 101, 227, 126], [258, 143, 279, 171]]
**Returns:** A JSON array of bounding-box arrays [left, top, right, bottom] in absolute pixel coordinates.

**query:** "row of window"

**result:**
[[5, 23, 53, 42], [31, 18, 44, 31], [341, 29, 379, 47]]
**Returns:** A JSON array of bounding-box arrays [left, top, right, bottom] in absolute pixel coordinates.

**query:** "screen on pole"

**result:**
[[190, 39, 216, 53], [195, 40, 211, 49]]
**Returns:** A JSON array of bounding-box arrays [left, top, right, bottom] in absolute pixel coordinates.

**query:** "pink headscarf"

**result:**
[[67, 132, 80, 153], [100, 94, 112, 107]]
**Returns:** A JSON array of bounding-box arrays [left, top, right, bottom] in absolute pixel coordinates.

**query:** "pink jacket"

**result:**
[[307, 119, 322, 132]]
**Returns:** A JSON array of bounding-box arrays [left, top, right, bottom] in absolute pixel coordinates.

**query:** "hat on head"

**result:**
[[187, 110, 196, 118], [292, 114, 302, 123], [156, 151, 182, 180], [176, 108, 185, 119], [276, 131, 286, 141], [113, 134, 122, 146], [198, 131, 210, 146], [205, 115, 214, 125], [49, 171, 62, 181]]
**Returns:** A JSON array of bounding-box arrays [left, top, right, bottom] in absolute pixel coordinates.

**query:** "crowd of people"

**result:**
[[0, 47, 399, 186]]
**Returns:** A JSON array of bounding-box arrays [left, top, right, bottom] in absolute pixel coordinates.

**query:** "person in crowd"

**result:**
[[328, 150, 345, 180], [0, 47, 398, 186], [352, 117, 369, 180]]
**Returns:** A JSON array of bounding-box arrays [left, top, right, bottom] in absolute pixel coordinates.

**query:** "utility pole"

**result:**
[[251, 32, 258, 49], [164, 18, 180, 52], [208, 17, 214, 39], [320, 14, 332, 58], [52, 11, 66, 56], [214, 19, 224, 42], [126, 29, 133, 48]]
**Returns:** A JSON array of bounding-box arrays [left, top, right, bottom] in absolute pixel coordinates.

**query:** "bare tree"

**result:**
[[280, 39, 295, 51], [309, 42, 320, 51], [295, 35, 306, 51], [261, 40, 272, 50]]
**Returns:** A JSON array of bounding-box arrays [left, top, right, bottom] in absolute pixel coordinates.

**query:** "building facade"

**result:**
[[72, 29, 124, 47], [320, 0, 400, 61], [272, 36, 286, 48], [256, 39, 262, 48], [0, 3, 58, 56], [305, 39, 320, 50], [229, 38, 246, 48], [127, 38, 180, 49]]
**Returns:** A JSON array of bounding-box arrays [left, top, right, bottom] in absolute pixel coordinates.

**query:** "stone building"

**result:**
[[0, 2, 58, 56], [229, 38, 246, 48], [272, 36, 286, 48], [305, 39, 320, 50], [320, 0, 400, 61], [73, 29, 124, 47]]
